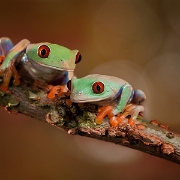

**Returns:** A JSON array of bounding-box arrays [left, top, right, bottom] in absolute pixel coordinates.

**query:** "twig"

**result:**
[[0, 79, 180, 165]]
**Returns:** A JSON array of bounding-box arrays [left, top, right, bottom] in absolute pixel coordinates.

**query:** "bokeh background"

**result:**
[[1, 0, 180, 179]]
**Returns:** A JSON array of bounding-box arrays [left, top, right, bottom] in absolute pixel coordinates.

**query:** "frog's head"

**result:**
[[26, 43, 81, 71], [68, 74, 122, 103]]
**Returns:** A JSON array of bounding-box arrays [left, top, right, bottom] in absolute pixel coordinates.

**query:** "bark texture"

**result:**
[[0, 79, 180, 165]]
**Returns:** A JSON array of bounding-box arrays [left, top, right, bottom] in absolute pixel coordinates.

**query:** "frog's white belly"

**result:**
[[20, 54, 64, 83]]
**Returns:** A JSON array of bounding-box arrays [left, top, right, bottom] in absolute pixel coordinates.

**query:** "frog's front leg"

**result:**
[[47, 85, 66, 99], [47, 71, 71, 99], [108, 84, 132, 127], [95, 84, 132, 127], [95, 106, 114, 124]]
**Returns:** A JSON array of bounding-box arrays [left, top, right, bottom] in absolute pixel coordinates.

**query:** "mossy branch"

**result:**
[[0, 79, 180, 165]]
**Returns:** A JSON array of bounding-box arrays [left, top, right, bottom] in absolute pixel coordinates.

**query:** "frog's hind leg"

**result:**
[[127, 104, 144, 126], [12, 66, 20, 86], [117, 104, 144, 126], [0, 67, 13, 91], [131, 89, 146, 105], [0, 39, 30, 91], [0, 37, 14, 56], [0, 38, 13, 74]]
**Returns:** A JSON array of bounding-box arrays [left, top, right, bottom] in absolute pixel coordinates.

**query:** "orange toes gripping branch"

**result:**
[[13, 78, 20, 86], [109, 116, 119, 127], [0, 85, 8, 91], [47, 85, 65, 99], [128, 118, 135, 126], [95, 105, 137, 127], [95, 106, 113, 125]]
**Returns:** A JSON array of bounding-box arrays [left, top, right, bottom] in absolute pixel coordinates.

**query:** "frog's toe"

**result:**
[[122, 104, 144, 126], [47, 85, 64, 99], [109, 116, 119, 127], [116, 114, 126, 124], [128, 118, 135, 126], [95, 106, 113, 125], [95, 118, 103, 125], [0, 85, 8, 91], [13, 78, 20, 86]]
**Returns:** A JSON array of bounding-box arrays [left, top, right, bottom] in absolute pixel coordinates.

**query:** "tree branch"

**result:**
[[0, 78, 180, 165]]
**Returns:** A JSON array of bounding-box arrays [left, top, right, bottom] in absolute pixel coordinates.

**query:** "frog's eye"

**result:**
[[67, 80, 71, 91], [75, 52, 81, 64], [38, 45, 50, 58], [92, 82, 104, 94]]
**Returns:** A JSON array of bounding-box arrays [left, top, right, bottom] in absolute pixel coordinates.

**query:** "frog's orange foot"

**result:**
[[117, 114, 126, 124], [0, 55, 5, 65], [128, 118, 135, 126], [95, 118, 103, 125], [13, 78, 20, 86], [110, 116, 119, 127], [120, 104, 144, 127], [0, 85, 8, 91], [95, 106, 113, 125], [65, 99, 72, 107], [47, 85, 64, 99], [109, 115, 126, 127]]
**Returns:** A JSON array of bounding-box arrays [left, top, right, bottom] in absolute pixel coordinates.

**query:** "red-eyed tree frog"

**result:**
[[67, 74, 146, 127], [0, 37, 81, 98]]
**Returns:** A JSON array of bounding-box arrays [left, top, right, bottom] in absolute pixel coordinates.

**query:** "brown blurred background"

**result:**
[[1, 0, 180, 179]]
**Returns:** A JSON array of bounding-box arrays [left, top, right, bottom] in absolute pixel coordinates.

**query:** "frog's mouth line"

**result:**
[[70, 96, 113, 104], [34, 60, 74, 72]]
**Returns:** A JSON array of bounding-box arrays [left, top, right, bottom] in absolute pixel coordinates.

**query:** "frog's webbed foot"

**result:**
[[95, 105, 125, 127], [95, 104, 144, 127], [95, 106, 114, 124], [47, 85, 66, 99], [116, 104, 144, 126]]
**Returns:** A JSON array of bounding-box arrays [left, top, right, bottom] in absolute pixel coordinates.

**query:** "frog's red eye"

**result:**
[[38, 45, 50, 58], [75, 52, 81, 64], [92, 82, 104, 94]]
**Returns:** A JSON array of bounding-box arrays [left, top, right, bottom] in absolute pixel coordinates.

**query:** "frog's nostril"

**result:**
[[78, 92, 82, 95]]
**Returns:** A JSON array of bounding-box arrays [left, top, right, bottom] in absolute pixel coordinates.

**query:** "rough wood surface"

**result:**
[[0, 79, 180, 165]]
